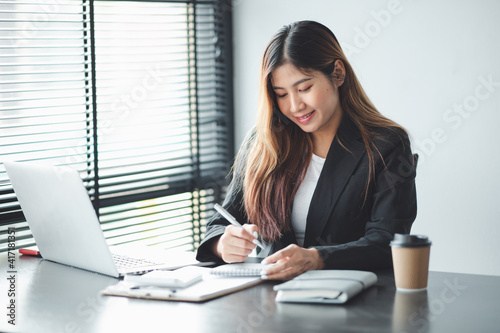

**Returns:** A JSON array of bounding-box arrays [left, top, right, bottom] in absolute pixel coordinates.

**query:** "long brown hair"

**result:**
[[239, 21, 403, 241]]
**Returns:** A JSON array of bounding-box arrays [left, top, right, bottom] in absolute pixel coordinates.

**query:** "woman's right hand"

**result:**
[[212, 224, 259, 263]]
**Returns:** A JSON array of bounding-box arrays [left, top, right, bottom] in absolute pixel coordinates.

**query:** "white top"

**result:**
[[291, 154, 326, 247]]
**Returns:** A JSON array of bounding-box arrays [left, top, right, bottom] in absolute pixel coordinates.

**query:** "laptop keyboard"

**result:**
[[112, 254, 160, 269]]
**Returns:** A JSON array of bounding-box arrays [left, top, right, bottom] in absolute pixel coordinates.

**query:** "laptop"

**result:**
[[4, 161, 209, 278]]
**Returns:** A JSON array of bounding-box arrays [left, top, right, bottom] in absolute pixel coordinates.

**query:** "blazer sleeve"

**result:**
[[311, 131, 417, 270], [195, 130, 254, 263]]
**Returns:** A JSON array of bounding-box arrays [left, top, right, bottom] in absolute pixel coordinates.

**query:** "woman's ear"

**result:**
[[332, 60, 345, 87]]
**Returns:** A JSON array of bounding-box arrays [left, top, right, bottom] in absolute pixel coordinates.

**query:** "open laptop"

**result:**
[[4, 161, 208, 278]]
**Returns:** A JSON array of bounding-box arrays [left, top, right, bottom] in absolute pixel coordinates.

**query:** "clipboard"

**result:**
[[101, 271, 262, 302]]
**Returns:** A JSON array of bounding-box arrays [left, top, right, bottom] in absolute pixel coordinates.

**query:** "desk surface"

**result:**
[[1, 253, 499, 333]]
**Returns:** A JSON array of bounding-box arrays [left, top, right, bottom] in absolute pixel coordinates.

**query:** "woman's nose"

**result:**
[[289, 94, 305, 113]]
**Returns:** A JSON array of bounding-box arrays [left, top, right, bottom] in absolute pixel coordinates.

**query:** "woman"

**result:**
[[196, 20, 417, 280]]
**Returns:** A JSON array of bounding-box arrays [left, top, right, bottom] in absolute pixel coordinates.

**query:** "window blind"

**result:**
[[0, 0, 94, 250], [0, 0, 233, 253]]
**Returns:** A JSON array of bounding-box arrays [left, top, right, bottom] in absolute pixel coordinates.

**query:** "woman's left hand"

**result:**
[[261, 244, 325, 280]]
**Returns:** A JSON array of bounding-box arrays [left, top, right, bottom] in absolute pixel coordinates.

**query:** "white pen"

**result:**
[[214, 203, 266, 250]]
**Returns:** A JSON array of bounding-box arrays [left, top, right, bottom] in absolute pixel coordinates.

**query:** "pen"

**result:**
[[19, 248, 42, 257], [214, 203, 266, 250], [130, 286, 177, 293], [129, 285, 177, 298]]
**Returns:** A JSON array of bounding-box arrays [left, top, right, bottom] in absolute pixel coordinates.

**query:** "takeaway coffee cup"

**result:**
[[390, 234, 431, 291]]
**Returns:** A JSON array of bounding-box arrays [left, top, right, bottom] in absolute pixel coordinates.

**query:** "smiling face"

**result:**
[[271, 63, 344, 147]]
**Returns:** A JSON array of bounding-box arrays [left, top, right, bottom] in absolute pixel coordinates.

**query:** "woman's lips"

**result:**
[[296, 111, 315, 124]]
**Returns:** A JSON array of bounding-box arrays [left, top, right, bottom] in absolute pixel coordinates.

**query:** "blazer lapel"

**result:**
[[303, 117, 365, 247]]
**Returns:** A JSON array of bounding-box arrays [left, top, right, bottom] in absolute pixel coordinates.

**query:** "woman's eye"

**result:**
[[299, 85, 312, 92], [276, 93, 288, 98]]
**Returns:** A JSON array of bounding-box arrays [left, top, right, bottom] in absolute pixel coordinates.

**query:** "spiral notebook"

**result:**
[[210, 263, 272, 277]]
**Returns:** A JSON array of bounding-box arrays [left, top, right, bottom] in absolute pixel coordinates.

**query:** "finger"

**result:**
[[219, 227, 256, 263], [219, 240, 254, 263], [220, 232, 255, 253], [262, 250, 287, 265], [226, 225, 255, 243], [262, 244, 299, 264], [261, 257, 289, 276], [222, 253, 250, 263], [242, 224, 259, 239], [264, 265, 302, 280], [242, 224, 266, 249], [262, 256, 306, 280]]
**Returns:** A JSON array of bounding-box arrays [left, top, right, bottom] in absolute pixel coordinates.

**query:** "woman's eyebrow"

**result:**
[[272, 77, 312, 90]]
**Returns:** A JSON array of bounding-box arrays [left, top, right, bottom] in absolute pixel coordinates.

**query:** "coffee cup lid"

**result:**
[[390, 234, 431, 248]]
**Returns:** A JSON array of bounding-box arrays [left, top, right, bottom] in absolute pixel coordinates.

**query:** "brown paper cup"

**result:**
[[391, 234, 431, 292]]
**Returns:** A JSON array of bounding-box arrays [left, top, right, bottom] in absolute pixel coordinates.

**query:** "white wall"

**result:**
[[232, 0, 500, 276]]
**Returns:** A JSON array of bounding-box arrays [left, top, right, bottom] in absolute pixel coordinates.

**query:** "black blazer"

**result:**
[[196, 116, 417, 270]]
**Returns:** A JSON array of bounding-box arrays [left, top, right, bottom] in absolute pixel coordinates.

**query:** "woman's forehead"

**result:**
[[271, 64, 319, 86]]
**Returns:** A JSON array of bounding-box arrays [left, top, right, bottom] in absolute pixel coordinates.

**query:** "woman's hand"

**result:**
[[261, 244, 324, 280], [212, 224, 260, 263]]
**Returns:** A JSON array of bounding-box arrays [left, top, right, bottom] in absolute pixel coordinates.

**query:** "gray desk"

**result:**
[[1, 254, 499, 333]]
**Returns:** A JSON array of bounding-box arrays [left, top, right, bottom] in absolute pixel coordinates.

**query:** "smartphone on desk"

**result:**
[[124, 266, 208, 288]]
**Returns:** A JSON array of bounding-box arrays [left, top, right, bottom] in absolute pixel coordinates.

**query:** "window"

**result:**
[[0, 0, 233, 252]]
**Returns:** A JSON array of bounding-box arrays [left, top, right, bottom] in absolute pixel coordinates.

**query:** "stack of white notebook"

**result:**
[[273, 270, 377, 304]]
